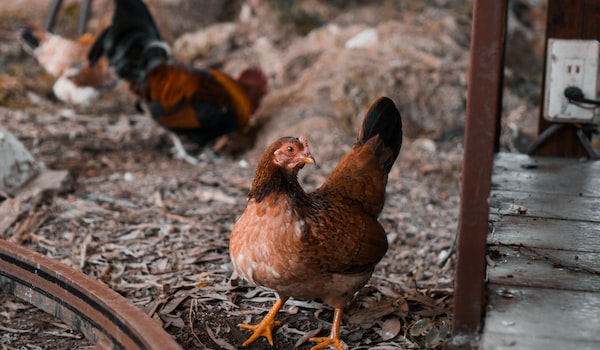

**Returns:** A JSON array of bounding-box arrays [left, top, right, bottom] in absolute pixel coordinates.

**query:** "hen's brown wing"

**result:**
[[304, 192, 389, 275], [306, 97, 403, 274], [316, 137, 391, 216], [316, 96, 402, 216]]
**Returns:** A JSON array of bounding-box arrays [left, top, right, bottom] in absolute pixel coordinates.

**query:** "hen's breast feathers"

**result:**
[[230, 196, 306, 286]]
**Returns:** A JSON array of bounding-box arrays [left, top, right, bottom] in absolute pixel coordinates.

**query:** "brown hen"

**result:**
[[229, 96, 403, 349]]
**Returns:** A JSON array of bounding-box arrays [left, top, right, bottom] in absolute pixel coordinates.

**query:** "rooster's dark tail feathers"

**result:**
[[88, 0, 169, 85]]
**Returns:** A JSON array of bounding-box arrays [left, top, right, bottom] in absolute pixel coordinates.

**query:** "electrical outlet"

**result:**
[[543, 39, 600, 122]]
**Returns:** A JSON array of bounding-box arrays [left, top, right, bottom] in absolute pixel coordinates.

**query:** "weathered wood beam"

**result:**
[[447, 0, 507, 347]]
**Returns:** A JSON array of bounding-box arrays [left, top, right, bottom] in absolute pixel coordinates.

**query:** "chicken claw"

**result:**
[[240, 296, 288, 346], [309, 337, 344, 350], [309, 308, 345, 350]]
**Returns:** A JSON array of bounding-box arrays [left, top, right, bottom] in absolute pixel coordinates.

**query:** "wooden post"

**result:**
[[78, 0, 93, 37], [43, 0, 64, 32], [448, 0, 507, 347]]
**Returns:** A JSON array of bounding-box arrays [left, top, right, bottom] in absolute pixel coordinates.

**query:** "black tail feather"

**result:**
[[112, 0, 162, 36], [87, 28, 109, 66], [358, 97, 403, 174], [88, 0, 169, 84], [17, 25, 41, 51]]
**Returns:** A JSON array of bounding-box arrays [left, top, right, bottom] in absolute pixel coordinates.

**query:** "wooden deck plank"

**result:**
[[483, 153, 600, 349], [493, 152, 599, 171], [492, 170, 600, 197], [489, 190, 600, 222], [483, 285, 600, 344], [482, 332, 600, 350], [488, 215, 600, 252], [487, 246, 600, 292], [492, 153, 600, 196]]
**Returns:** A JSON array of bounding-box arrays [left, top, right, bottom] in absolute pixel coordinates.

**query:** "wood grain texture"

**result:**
[[483, 152, 600, 349], [490, 190, 600, 222], [483, 285, 600, 347], [487, 246, 600, 292], [492, 153, 600, 197], [488, 215, 600, 253], [452, 0, 507, 335], [482, 330, 600, 350]]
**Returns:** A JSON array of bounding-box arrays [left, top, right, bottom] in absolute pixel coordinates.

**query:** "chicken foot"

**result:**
[[310, 307, 344, 350], [168, 133, 199, 165], [240, 295, 289, 346]]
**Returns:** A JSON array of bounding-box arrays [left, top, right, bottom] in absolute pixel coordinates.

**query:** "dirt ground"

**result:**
[[0, 0, 546, 349]]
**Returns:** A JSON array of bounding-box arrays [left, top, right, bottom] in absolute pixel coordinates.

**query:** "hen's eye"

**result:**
[[287, 146, 294, 152]]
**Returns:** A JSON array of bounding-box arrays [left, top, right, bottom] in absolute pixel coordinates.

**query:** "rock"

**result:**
[[345, 28, 378, 49], [0, 126, 40, 194]]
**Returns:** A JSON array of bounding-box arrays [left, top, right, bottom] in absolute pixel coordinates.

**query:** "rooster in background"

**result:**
[[88, 0, 268, 163], [229, 97, 403, 349], [18, 25, 118, 107]]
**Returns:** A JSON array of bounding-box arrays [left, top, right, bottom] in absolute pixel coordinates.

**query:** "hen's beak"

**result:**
[[296, 136, 316, 166], [298, 154, 316, 166]]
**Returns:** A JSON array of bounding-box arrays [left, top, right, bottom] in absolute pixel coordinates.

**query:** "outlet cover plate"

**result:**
[[544, 39, 600, 122]]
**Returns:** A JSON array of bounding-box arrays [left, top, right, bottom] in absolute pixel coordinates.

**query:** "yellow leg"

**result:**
[[310, 307, 344, 350], [239, 295, 289, 347]]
